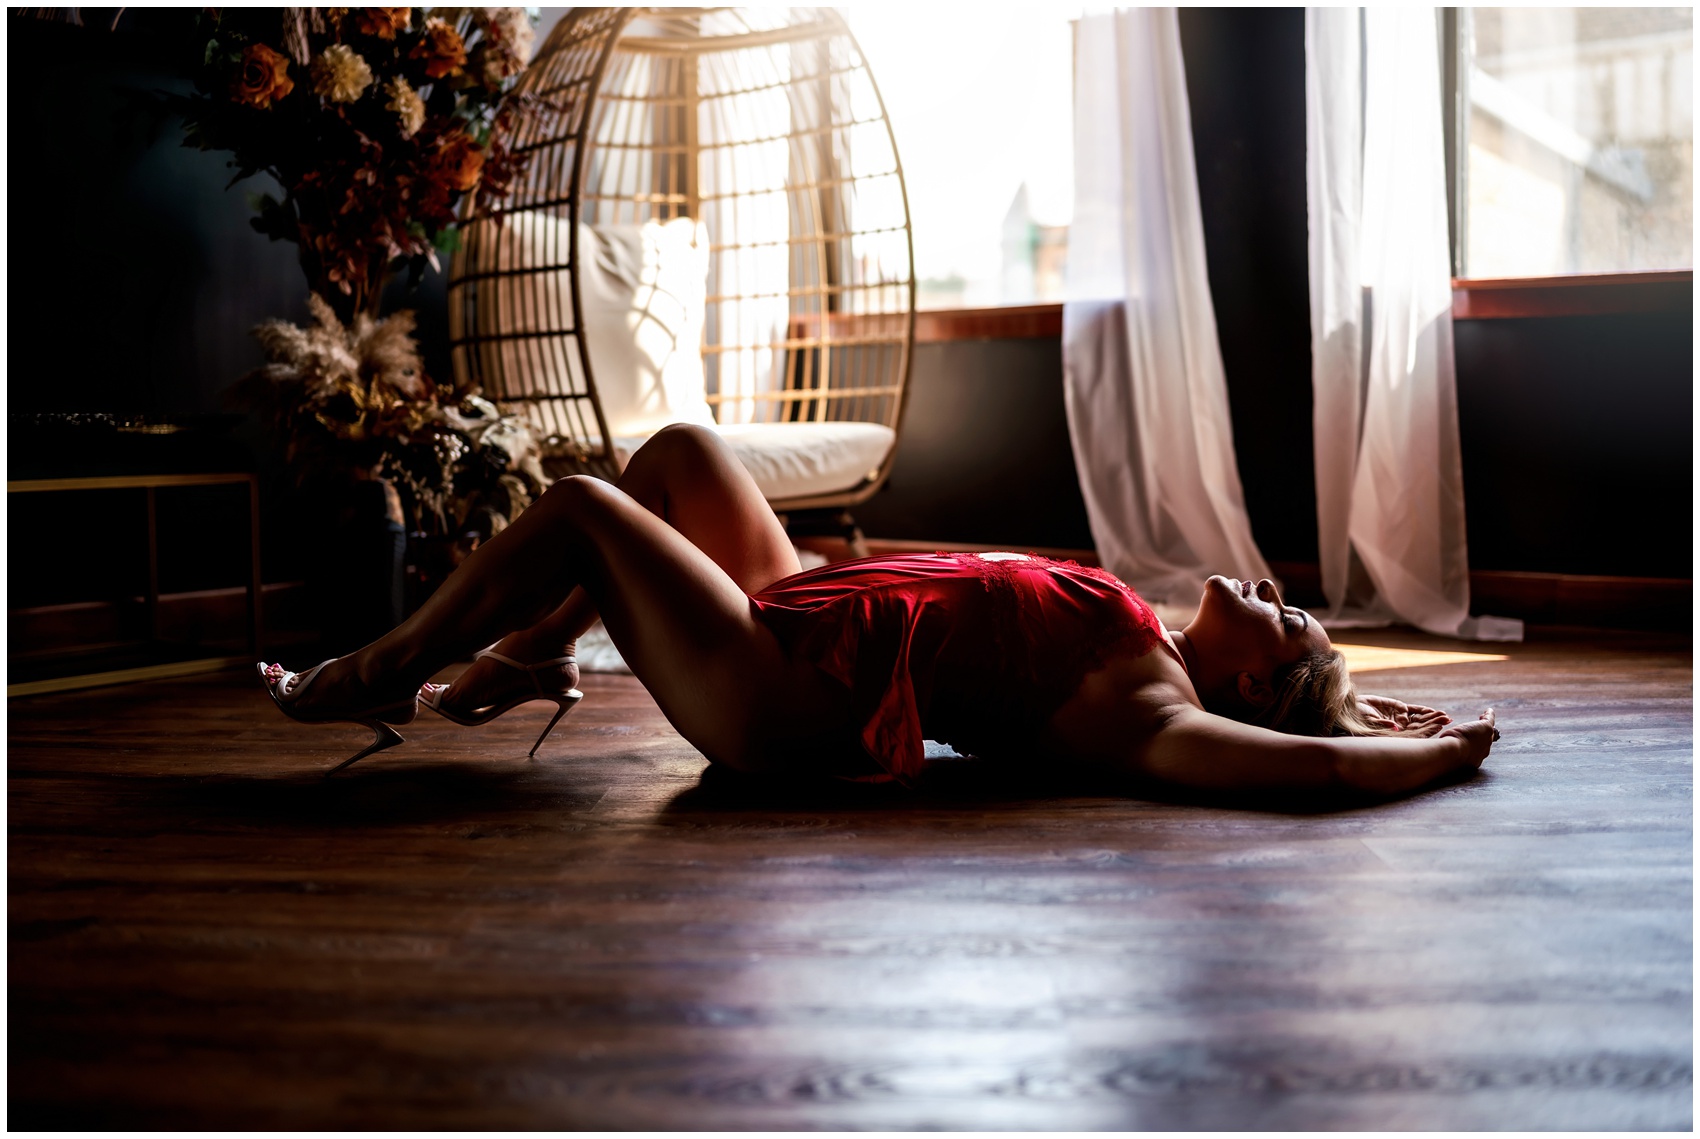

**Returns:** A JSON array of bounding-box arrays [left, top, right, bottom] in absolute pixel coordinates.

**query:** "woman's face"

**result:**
[[1187, 576, 1332, 693]]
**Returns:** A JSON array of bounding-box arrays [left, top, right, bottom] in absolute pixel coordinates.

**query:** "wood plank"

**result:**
[[8, 629, 1691, 1128]]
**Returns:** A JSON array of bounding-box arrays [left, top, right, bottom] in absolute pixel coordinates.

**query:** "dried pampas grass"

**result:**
[[236, 293, 551, 538]]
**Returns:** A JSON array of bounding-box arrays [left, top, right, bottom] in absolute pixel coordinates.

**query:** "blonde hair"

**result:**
[[1234, 649, 1399, 738]]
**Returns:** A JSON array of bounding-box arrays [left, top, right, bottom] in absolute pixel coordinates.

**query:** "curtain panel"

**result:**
[[1305, 7, 1522, 641], [1063, 7, 1272, 607]]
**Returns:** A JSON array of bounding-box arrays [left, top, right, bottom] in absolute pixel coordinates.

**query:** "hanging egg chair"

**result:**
[[447, 7, 915, 532]]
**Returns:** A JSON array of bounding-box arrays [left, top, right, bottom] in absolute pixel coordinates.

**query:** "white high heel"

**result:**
[[257, 660, 419, 775], [419, 649, 583, 757]]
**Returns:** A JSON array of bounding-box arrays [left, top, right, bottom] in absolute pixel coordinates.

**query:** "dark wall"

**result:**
[[1456, 313, 1692, 577], [10, 15, 309, 418], [1179, 7, 1318, 566], [853, 340, 1093, 550]]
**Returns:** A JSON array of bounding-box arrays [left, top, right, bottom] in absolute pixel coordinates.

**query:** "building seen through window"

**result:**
[[1463, 6, 1693, 277]]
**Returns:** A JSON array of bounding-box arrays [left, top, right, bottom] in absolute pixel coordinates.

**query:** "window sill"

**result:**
[[915, 303, 1063, 343], [906, 271, 1692, 343], [1451, 270, 1692, 320]]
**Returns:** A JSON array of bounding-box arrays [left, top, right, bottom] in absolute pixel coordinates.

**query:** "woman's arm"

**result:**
[[1131, 705, 1497, 797]]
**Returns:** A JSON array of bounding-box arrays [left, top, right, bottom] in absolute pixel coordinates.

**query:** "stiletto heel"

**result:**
[[257, 660, 419, 774], [529, 695, 580, 757], [326, 721, 407, 776], [419, 649, 584, 755]]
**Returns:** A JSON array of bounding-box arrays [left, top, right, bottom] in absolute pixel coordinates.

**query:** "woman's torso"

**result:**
[[750, 552, 1191, 780]]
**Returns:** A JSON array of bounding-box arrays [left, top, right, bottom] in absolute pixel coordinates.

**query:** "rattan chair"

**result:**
[[447, 8, 915, 551]]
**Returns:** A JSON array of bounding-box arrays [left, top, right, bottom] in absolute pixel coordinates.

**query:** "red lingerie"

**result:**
[[749, 552, 1169, 782]]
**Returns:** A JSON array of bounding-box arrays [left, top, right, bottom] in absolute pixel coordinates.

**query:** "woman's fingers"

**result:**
[[1402, 715, 1449, 739], [1359, 696, 1473, 741], [1362, 700, 1453, 736]]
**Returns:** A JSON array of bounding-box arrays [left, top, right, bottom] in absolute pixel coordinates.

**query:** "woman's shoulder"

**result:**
[[1038, 640, 1202, 766]]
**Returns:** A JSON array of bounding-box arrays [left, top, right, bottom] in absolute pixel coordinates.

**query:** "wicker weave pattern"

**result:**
[[446, 7, 915, 503]]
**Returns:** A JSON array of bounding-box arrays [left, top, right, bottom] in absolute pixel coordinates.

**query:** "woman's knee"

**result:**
[[629, 423, 733, 481], [646, 421, 721, 453], [536, 473, 619, 519]]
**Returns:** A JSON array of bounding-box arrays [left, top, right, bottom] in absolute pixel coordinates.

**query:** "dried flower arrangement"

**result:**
[[238, 295, 549, 540], [171, 6, 537, 320], [170, 8, 553, 545]]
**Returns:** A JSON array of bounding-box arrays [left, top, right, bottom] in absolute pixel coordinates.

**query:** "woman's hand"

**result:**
[[1436, 708, 1499, 770], [1132, 703, 1499, 798], [1357, 694, 1452, 737]]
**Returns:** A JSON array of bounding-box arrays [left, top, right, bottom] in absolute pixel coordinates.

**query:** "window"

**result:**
[[844, 7, 1079, 309], [1459, 7, 1693, 278]]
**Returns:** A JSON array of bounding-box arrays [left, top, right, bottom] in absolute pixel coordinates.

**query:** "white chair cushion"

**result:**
[[613, 421, 896, 500], [486, 214, 715, 437], [579, 219, 716, 436]]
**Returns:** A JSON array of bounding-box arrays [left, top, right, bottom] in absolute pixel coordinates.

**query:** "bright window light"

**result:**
[[845, 5, 1080, 308]]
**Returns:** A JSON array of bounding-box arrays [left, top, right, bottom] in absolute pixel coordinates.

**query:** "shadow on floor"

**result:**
[[47, 760, 614, 831], [657, 752, 1491, 818]]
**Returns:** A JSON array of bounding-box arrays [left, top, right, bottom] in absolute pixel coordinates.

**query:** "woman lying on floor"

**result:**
[[260, 424, 1498, 794]]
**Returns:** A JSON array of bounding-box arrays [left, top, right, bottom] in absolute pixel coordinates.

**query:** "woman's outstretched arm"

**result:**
[[1131, 705, 1497, 797]]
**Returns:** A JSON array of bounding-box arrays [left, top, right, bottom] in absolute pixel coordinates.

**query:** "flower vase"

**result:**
[[307, 473, 405, 655]]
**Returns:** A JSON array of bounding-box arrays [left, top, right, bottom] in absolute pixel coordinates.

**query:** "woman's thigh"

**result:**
[[617, 424, 802, 594], [558, 475, 846, 768]]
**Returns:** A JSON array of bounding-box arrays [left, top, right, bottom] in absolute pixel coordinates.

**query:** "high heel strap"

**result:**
[[473, 648, 578, 696], [267, 658, 334, 708]]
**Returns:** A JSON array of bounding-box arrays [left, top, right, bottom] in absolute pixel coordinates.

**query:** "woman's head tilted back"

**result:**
[[1178, 575, 1392, 738]]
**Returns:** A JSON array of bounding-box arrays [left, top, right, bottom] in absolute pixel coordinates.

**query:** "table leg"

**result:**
[[145, 486, 160, 644], [247, 476, 263, 656]]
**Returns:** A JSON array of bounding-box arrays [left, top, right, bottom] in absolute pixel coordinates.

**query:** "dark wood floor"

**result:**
[[9, 627, 1692, 1129]]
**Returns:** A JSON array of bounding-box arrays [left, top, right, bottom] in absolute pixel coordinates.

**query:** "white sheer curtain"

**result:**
[[1306, 8, 1521, 640], [1064, 7, 1271, 606]]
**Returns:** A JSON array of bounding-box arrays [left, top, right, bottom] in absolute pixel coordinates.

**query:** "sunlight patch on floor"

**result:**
[[1337, 643, 1511, 673]]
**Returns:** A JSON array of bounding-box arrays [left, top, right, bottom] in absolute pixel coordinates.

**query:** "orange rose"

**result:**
[[231, 42, 294, 109], [354, 8, 411, 40], [429, 131, 486, 193], [409, 18, 466, 80]]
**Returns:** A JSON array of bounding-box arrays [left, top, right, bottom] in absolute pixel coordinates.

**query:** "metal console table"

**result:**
[[7, 471, 262, 697]]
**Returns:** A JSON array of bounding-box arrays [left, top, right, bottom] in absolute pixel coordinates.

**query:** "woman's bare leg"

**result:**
[[277, 427, 838, 767], [441, 423, 801, 711]]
